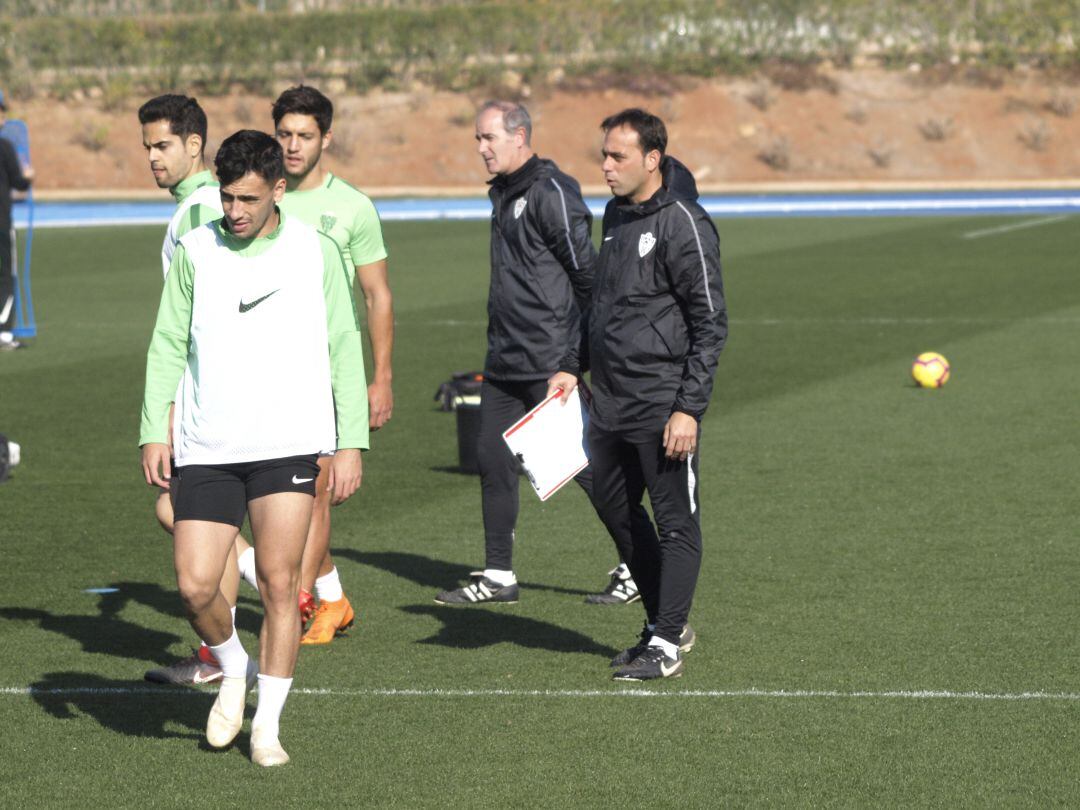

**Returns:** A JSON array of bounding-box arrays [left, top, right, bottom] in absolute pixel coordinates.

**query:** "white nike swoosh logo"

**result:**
[[192, 669, 222, 684], [660, 659, 680, 676], [292, 475, 314, 484], [603, 236, 614, 241]]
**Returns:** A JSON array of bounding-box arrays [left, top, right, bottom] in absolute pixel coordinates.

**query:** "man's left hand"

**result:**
[[663, 411, 698, 461], [327, 448, 362, 505], [368, 380, 393, 429], [546, 371, 578, 403]]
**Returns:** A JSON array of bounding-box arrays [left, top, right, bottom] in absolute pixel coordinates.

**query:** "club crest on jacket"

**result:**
[[513, 198, 527, 219], [639, 231, 656, 257]]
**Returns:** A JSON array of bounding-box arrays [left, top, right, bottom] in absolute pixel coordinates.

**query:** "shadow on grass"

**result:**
[[97, 580, 263, 635], [0, 582, 262, 669], [29, 672, 209, 741], [401, 604, 618, 658], [333, 549, 593, 598], [0, 606, 184, 666]]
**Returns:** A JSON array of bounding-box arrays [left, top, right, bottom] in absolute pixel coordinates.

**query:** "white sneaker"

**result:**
[[250, 725, 290, 767], [205, 658, 257, 748]]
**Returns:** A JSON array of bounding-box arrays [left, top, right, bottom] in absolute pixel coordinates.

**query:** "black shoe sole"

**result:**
[[612, 670, 683, 682]]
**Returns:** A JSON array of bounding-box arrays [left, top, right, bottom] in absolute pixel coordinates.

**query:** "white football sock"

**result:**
[[197, 610, 236, 657], [208, 629, 250, 679], [648, 635, 679, 660], [613, 563, 630, 579], [314, 567, 344, 602], [252, 674, 293, 740], [237, 546, 259, 591], [483, 568, 516, 587]]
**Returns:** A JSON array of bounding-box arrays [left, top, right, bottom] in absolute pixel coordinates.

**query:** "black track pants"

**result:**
[[587, 421, 703, 646], [476, 378, 640, 571], [0, 228, 14, 332]]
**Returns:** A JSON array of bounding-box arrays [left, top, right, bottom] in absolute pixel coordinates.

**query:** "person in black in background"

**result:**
[[435, 100, 643, 608], [0, 90, 34, 351], [548, 109, 726, 681]]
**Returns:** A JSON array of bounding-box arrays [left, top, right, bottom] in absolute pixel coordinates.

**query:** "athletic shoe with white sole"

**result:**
[[612, 646, 684, 681], [585, 565, 641, 605], [250, 725, 290, 767], [205, 658, 258, 748], [0, 331, 23, 351], [144, 645, 223, 685], [435, 573, 519, 605], [610, 623, 696, 668], [677, 624, 696, 654]]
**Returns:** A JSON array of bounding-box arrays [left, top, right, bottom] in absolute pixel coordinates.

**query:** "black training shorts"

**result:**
[[172, 454, 320, 528]]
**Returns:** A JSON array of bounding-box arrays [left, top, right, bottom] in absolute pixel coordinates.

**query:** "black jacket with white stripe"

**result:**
[[586, 156, 727, 432], [484, 155, 595, 380]]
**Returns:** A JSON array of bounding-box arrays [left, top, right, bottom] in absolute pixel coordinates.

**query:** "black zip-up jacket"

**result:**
[[484, 155, 596, 380], [0, 137, 30, 232], [586, 156, 727, 432]]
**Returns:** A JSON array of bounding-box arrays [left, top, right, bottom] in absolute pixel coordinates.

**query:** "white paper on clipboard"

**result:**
[[502, 386, 589, 501]]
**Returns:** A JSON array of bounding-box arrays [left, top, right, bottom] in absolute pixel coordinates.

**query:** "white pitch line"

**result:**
[[962, 214, 1071, 239], [4, 686, 1080, 702]]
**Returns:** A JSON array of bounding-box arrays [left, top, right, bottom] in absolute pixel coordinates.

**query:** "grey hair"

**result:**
[[478, 100, 532, 145]]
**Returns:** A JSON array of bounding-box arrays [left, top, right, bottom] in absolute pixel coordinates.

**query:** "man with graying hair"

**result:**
[[436, 100, 644, 608]]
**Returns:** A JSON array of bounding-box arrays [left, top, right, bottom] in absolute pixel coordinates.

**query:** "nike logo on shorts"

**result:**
[[292, 475, 314, 484], [239, 289, 280, 313]]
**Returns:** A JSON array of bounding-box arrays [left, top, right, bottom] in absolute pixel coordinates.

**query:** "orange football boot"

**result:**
[[300, 596, 355, 645]]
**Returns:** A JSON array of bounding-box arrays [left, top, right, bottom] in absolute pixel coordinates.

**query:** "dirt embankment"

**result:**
[[15, 67, 1080, 197]]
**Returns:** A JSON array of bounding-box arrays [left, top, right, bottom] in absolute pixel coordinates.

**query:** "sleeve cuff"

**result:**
[[336, 435, 370, 451]]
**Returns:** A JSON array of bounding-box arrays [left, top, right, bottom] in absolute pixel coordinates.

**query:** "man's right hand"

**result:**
[[141, 443, 171, 489], [546, 371, 579, 404], [327, 448, 362, 506]]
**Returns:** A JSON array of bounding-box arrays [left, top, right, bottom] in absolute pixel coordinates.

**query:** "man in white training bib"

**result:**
[[139, 130, 368, 766]]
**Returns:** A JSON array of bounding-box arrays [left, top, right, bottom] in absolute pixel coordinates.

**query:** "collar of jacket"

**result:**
[[612, 155, 699, 215], [488, 154, 548, 200]]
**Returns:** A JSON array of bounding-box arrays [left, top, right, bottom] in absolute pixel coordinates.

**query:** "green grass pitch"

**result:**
[[2, 213, 1079, 805]]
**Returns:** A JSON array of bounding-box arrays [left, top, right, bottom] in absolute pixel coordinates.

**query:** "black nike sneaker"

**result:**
[[612, 646, 684, 681], [609, 624, 651, 668], [610, 623, 696, 668]]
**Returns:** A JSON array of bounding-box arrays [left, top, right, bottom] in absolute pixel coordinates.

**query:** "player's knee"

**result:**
[[258, 569, 300, 609], [176, 575, 217, 614]]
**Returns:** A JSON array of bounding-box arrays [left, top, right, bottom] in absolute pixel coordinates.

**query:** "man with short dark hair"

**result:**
[[138, 94, 221, 278], [266, 84, 394, 644], [140, 129, 368, 765], [549, 108, 726, 680], [137, 94, 251, 687], [435, 100, 641, 607], [0, 90, 34, 351]]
